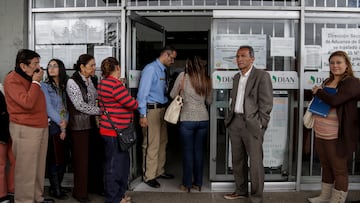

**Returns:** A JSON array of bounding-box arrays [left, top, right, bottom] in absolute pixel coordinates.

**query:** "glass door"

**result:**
[[210, 11, 300, 190], [126, 11, 165, 188]]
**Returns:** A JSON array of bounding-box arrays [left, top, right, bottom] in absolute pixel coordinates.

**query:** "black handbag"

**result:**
[[98, 88, 136, 151], [49, 120, 61, 135], [114, 123, 136, 151]]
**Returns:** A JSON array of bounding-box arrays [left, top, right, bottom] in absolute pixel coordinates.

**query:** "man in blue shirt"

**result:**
[[137, 46, 177, 188]]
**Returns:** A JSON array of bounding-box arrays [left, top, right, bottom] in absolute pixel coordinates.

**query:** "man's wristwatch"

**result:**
[[140, 114, 146, 118]]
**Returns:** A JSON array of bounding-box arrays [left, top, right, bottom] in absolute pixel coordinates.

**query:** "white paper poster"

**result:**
[[270, 37, 295, 57], [263, 93, 289, 167], [322, 28, 360, 71], [128, 70, 141, 88], [305, 45, 322, 70], [94, 46, 113, 68], [228, 92, 289, 168], [214, 34, 267, 70], [67, 45, 87, 69]]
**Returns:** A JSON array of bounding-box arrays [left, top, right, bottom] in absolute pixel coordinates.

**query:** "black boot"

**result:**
[[58, 171, 71, 193], [49, 174, 69, 200]]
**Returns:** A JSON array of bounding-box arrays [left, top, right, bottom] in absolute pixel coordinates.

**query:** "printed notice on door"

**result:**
[[322, 28, 360, 71]]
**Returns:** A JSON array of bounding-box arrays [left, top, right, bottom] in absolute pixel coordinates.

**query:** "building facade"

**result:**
[[29, 0, 360, 191]]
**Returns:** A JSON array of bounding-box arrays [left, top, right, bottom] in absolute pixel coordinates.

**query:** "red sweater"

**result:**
[[97, 76, 138, 137], [4, 71, 48, 128]]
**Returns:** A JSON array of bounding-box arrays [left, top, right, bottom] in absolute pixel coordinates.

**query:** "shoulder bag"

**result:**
[[99, 84, 136, 151], [303, 99, 314, 129], [164, 73, 186, 124]]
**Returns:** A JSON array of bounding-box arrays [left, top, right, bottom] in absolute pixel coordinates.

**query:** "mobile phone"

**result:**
[[34, 69, 40, 73]]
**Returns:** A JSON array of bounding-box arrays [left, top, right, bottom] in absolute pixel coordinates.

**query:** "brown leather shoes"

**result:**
[[223, 192, 248, 200], [179, 184, 190, 193]]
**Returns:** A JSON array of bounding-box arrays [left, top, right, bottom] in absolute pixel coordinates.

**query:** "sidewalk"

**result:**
[[52, 190, 360, 203]]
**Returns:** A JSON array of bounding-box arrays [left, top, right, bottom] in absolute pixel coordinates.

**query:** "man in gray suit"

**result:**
[[223, 45, 273, 203]]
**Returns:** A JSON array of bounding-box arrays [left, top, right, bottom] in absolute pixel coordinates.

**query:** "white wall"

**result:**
[[0, 0, 27, 83]]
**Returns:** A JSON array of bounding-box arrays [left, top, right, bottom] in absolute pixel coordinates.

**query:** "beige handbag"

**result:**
[[303, 99, 314, 129], [164, 74, 186, 124]]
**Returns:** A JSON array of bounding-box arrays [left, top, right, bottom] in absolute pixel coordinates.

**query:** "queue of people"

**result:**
[[0, 46, 360, 203]]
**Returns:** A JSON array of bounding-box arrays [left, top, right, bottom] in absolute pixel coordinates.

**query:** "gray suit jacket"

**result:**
[[224, 67, 273, 138]]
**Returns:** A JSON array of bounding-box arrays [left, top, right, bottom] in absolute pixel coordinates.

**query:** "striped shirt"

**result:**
[[314, 108, 338, 140], [97, 76, 138, 137]]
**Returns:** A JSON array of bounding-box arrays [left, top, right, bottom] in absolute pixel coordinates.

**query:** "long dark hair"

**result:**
[[46, 58, 68, 90], [185, 56, 212, 97]]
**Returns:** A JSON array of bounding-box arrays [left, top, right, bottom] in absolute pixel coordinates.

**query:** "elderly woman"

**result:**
[[66, 54, 101, 202], [97, 57, 138, 203]]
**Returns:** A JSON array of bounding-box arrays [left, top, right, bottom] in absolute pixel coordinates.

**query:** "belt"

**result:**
[[147, 103, 167, 109]]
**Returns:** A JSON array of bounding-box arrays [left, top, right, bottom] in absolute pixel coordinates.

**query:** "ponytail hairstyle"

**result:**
[[100, 57, 119, 78], [73, 54, 94, 71]]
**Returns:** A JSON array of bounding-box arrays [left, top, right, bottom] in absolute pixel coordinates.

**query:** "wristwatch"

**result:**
[[140, 114, 146, 118]]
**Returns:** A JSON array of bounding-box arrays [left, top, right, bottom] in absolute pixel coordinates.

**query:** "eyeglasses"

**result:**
[[47, 64, 59, 69]]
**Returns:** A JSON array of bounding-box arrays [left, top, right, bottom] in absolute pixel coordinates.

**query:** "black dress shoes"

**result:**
[[40, 198, 55, 203], [158, 173, 174, 179], [145, 179, 161, 188]]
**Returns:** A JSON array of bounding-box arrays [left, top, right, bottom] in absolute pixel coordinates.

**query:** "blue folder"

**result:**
[[308, 87, 337, 117]]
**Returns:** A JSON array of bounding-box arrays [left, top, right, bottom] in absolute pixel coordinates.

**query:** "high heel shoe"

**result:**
[[179, 184, 191, 193], [192, 184, 201, 192]]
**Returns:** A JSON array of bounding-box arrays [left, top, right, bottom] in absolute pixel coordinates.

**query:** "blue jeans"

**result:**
[[179, 121, 208, 188], [102, 136, 130, 203]]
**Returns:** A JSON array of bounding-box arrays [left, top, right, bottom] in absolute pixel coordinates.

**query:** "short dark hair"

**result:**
[[239, 45, 255, 58], [15, 49, 40, 67], [160, 45, 176, 56]]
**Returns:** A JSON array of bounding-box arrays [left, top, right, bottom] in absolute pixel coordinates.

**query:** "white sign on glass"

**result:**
[[212, 70, 238, 89], [263, 92, 289, 167], [305, 45, 322, 70], [94, 46, 113, 69], [214, 34, 267, 70], [322, 28, 360, 71], [268, 71, 298, 89], [270, 37, 295, 57], [303, 71, 329, 90], [128, 70, 141, 88]]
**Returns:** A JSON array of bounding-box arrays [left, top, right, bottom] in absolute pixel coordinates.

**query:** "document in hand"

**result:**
[[308, 87, 337, 117]]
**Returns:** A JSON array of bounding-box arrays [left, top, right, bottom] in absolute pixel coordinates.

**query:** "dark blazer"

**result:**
[[0, 91, 10, 143], [316, 76, 360, 157], [225, 67, 273, 138]]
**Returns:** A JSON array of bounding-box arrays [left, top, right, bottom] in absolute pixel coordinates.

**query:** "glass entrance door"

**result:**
[[126, 12, 165, 188], [209, 11, 300, 190]]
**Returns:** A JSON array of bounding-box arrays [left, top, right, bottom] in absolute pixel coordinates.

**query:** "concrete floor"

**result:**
[[49, 190, 360, 203], [49, 176, 360, 203]]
